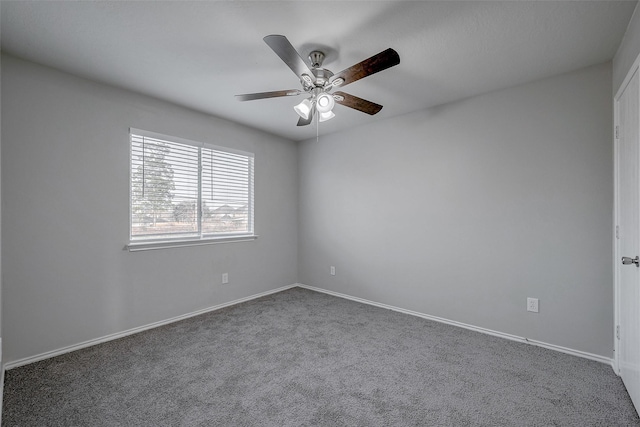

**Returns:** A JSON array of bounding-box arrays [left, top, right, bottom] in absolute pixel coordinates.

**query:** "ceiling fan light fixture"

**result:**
[[316, 92, 335, 114], [294, 98, 313, 120], [319, 110, 336, 122]]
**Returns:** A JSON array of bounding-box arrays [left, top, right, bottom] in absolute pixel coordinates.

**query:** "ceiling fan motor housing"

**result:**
[[311, 68, 334, 88], [300, 51, 334, 91]]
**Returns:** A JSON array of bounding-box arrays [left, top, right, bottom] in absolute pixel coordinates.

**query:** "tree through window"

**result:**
[[130, 130, 254, 242]]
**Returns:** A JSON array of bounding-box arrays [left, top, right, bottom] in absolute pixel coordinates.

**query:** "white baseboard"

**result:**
[[3, 284, 297, 371], [4, 283, 613, 373], [297, 284, 613, 367]]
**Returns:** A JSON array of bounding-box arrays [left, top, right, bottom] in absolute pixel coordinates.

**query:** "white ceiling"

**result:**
[[1, 1, 636, 142]]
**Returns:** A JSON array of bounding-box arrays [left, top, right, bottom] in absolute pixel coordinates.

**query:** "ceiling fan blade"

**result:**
[[297, 105, 316, 126], [330, 48, 400, 88], [333, 91, 383, 115], [235, 89, 302, 101], [264, 35, 315, 84]]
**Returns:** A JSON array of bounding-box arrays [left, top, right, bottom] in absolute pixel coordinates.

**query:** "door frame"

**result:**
[[614, 52, 640, 375]]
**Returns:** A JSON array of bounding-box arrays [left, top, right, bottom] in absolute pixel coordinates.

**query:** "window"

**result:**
[[129, 129, 255, 249]]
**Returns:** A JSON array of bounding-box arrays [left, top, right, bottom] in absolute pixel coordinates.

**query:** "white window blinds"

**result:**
[[130, 129, 254, 243]]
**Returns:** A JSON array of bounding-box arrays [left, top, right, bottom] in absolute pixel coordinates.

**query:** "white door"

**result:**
[[616, 65, 640, 414]]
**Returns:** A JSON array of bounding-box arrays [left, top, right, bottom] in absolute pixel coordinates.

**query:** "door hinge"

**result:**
[[616, 225, 620, 240], [615, 125, 619, 139], [617, 325, 620, 340]]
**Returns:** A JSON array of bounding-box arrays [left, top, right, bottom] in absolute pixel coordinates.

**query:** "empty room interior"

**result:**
[[3, 1, 640, 425]]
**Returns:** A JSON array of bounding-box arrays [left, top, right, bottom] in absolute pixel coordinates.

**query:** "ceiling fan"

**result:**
[[236, 35, 400, 126]]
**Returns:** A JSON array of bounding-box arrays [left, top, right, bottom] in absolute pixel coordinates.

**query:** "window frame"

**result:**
[[127, 128, 256, 252]]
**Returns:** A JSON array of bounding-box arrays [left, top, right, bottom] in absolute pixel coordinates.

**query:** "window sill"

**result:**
[[125, 235, 258, 252]]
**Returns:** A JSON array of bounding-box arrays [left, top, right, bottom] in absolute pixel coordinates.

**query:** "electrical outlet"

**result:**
[[527, 297, 539, 313], [330, 266, 336, 276], [222, 273, 229, 284]]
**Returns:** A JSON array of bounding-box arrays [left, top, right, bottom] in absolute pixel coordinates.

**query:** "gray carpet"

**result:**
[[3, 287, 639, 426]]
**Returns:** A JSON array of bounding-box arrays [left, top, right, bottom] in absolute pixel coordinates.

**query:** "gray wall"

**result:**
[[0, 53, 617, 364], [614, 3, 640, 94], [1, 54, 298, 364], [298, 62, 614, 358]]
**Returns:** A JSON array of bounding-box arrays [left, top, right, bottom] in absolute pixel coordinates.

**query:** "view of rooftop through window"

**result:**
[[130, 132, 254, 241]]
